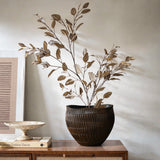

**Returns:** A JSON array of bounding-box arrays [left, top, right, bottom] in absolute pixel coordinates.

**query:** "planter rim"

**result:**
[[66, 104, 113, 110]]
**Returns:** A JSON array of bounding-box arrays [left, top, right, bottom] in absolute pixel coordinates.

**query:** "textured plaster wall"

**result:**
[[0, 0, 160, 160]]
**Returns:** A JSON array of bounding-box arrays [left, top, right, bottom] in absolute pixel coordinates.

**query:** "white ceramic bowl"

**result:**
[[4, 121, 45, 141]]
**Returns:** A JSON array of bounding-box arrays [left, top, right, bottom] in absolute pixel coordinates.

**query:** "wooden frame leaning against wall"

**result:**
[[0, 51, 25, 140]]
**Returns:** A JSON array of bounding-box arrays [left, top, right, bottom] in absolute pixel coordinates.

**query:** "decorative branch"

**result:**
[[18, 2, 134, 108]]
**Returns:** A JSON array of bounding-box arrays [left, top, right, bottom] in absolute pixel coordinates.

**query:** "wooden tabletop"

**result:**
[[0, 140, 127, 154]]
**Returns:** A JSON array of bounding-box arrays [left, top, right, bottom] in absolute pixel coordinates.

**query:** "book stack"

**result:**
[[0, 137, 52, 148]]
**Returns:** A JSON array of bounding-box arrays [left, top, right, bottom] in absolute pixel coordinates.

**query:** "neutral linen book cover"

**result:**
[[0, 137, 52, 148]]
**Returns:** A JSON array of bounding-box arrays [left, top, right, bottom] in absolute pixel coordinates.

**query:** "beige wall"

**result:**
[[0, 0, 160, 160]]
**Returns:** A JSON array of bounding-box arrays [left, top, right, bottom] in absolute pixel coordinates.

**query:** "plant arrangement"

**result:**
[[19, 2, 134, 108]]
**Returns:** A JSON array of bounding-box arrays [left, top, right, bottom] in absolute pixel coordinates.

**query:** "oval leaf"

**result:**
[[43, 41, 47, 50], [88, 72, 95, 81], [75, 64, 82, 74], [51, 14, 61, 21], [65, 79, 74, 85], [81, 9, 90, 14], [59, 83, 64, 89], [79, 87, 83, 95], [56, 49, 61, 59], [18, 43, 26, 47], [54, 43, 64, 48], [87, 60, 94, 68], [48, 69, 55, 77], [76, 23, 84, 30], [110, 78, 120, 80], [63, 91, 71, 96], [45, 32, 55, 38], [57, 75, 66, 81], [51, 20, 56, 28], [38, 26, 47, 30], [62, 63, 67, 71], [83, 52, 89, 63], [83, 2, 89, 8], [71, 8, 76, 15], [113, 73, 123, 76], [61, 29, 69, 36], [96, 87, 105, 93], [29, 43, 35, 49], [81, 80, 87, 86], [104, 49, 108, 55], [103, 92, 112, 98], [94, 99, 103, 108]]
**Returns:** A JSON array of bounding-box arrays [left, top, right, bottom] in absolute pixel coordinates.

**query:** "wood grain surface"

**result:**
[[37, 157, 122, 160]]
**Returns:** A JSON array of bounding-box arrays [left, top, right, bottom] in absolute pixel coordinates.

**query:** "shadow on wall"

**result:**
[[24, 55, 52, 137], [110, 56, 160, 160], [116, 110, 160, 160]]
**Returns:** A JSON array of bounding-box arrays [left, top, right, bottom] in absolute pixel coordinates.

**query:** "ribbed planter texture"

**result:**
[[65, 104, 115, 146]]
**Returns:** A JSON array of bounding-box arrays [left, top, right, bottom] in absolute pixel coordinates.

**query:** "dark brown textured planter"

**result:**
[[65, 104, 115, 146]]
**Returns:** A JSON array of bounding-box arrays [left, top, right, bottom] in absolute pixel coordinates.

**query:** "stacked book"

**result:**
[[0, 137, 52, 148]]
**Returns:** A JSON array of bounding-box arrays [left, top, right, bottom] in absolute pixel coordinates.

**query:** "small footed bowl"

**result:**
[[4, 121, 45, 141]]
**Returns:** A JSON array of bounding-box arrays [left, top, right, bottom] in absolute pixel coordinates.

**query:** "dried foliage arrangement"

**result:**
[[19, 2, 134, 108]]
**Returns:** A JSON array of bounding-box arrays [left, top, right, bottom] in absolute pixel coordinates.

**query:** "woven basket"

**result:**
[[65, 104, 114, 146]]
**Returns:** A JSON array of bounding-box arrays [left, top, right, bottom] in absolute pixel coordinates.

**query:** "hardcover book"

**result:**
[[0, 137, 52, 148]]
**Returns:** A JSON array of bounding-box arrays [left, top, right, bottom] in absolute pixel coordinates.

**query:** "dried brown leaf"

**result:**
[[81, 80, 87, 86], [57, 75, 66, 81], [81, 9, 90, 14], [113, 73, 123, 76], [36, 55, 42, 63], [43, 41, 47, 50], [76, 23, 83, 30], [71, 8, 76, 15], [125, 56, 135, 61], [104, 49, 108, 55], [102, 71, 111, 77], [66, 19, 72, 26], [88, 72, 95, 81], [18, 48, 23, 51], [65, 79, 74, 85], [62, 63, 67, 71], [97, 71, 103, 79], [29, 43, 35, 49], [108, 63, 117, 67], [83, 2, 89, 8], [110, 48, 117, 54], [69, 33, 77, 41], [61, 29, 69, 36], [59, 83, 64, 89], [18, 43, 26, 47], [96, 87, 105, 93], [87, 60, 94, 68], [76, 15, 83, 21], [48, 69, 55, 77], [83, 52, 89, 62], [38, 26, 47, 30], [65, 96, 75, 99], [87, 81, 92, 88], [94, 99, 103, 108], [51, 14, 61, 21], [79, 87, 83, 95], [45, 32, 55, 38], [54, 43, 64, 48], [110, 78, 120, 80], [56, 49, 61, 59], [51, 20, 56, 28], [75, 64, 82, 74], [63, 91, 71, 96], [103, 92, 112, 98]]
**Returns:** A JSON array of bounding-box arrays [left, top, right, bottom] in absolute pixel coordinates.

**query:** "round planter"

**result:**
[[65, 104, 114, 146]]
